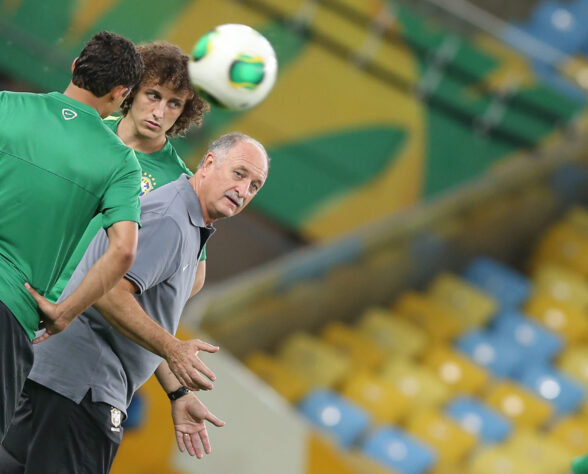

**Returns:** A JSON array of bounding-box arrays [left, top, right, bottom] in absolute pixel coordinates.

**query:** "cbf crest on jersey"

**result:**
[[140, 172, 157, 196], [110, 407, 122, 429]]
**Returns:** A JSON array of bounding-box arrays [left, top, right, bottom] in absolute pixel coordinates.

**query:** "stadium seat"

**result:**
[[379, 358, 451, 410], [491, 310, 563, 363], [320, 321, 387, 372], [563, 205, 588, 234], [406, 409, 476, 467], [504, 430, 575, 474], [277, 332, 351, 388], [549, 414, 588, 456], [298, 389, 371, 449], [524, 1, 587, 55], [341, 372, 410, 424], [445, 396, 512, 443], [423, 345, 490, 395], [516, 363, 585, 416], [530, 222, 588, 277], [463, 256, 531, 309], [427, 273, 498, 329], [466, 445, 546, 474], [122, 391, 145, 429], [524, 292, 588, 342], [346, 449, 401, 474], [356, 307, 428, 359], [558, 346, 588, 391], [484, 381, 553, 429], [393, 291, 463, 342], [455, 329, 525, 378], [245, 351, 312, 403], [532, 263, 588, 311], [361, 427, 437, 474]]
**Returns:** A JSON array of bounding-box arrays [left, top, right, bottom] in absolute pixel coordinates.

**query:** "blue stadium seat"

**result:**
[[445, 396, 513, 443], [455, 330, 525, 378], [463, 257, 531, 309], [298, 389, 370, 448], [525, 1, 587, 54], [517, 363, 586, 415], [491, 310, 563, 364], [362, 427, 437, 474], [122, 391, 145, 429]]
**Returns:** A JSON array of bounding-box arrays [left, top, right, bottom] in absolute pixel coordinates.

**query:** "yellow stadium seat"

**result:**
[[530, 222, 588, 277], [346, 450, 401, 474], [423, 345, 490, 395], [484, 381, 553, 429], [320, 321, 387, 372], [341, 372, 410, 424], [245, 351, 312, 403], [524, 292, 588, 343], [466, 445, 544, 474], [427, 273, 498, 329], [558, 345, 588, 390], [532, 263, 588, 311], [379, 357, 451, 411], [406, 410, 476, 467], [393, 291, 464, 341], [549, 415, 588, 456], [356, 307, 428, 359], [563, 206, 588, 233], [504, 430, 574, 474], [277, 332, 351, 388]]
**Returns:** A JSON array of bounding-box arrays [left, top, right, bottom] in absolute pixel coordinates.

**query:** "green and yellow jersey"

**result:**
[[48, 115, 206, 303], [0, 92, 142, 340]]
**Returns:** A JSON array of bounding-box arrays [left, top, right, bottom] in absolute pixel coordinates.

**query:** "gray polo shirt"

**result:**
[[29, 175, 214, 415]]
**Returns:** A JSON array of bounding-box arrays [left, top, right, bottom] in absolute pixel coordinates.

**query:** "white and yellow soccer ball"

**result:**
[[188, 23, 278, 111]]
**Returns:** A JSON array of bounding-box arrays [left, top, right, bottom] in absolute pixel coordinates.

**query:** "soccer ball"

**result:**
[[188, 24, 278, 111]]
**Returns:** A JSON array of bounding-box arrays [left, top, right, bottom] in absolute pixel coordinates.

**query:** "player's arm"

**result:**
[[26, 220, 138, 337], [155, 360, 225, 458], [91, 277, 218, 391]]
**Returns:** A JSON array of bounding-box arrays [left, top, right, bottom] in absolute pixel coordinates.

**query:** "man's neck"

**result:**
[[117, 115, 166, 154], [63, 83, 105, 117]]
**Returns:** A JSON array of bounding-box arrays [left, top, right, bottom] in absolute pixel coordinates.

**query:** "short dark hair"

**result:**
[[72, 31, 144, 98], [120, 41, 209, 137]]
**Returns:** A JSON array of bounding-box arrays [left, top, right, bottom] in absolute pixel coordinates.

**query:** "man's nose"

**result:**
[[153, 102, 165, 119]]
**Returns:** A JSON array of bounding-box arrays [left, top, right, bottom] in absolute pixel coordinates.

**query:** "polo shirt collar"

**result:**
[[177, 174, 213, 231]]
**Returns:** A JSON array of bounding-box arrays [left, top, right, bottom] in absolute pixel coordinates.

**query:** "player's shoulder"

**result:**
[[165, 142, 194, 176]]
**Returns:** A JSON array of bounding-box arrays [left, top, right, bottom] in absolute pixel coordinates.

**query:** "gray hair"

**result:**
[[198, 132, 270, 169]]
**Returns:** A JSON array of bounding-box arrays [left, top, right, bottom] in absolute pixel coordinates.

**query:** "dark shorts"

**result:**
[[0, 299, 33, 440], [0, 380, 123, 474]]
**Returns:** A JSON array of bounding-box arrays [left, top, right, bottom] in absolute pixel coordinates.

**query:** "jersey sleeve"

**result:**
[[124, 215, 183, 294], [100, 149, 142, 229], [199, 244, 207, 261]]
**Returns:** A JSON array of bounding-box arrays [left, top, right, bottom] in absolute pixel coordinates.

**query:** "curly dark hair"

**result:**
[[72, 31, 144, 97], [120, 41, 209, 137]]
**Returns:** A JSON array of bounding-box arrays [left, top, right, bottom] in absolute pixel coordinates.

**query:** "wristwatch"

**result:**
[[167, 386, 191, 401]]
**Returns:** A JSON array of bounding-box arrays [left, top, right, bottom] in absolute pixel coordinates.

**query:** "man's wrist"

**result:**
[[168, 386, 191, 401]]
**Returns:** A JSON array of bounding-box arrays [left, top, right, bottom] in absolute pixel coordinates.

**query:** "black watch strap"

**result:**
[[167, 386, 191, 401]]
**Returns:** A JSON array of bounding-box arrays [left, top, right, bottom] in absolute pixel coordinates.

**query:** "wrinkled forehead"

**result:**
[[223, 142, 268, 180]]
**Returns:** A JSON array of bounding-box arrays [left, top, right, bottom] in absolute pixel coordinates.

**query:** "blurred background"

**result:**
[[6, 0, 588, 472]]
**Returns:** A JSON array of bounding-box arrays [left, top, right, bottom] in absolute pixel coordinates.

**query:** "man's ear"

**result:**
[[201, 153, 215, 174], [71, 58, 78, 73], [110, 85, 130, 102]]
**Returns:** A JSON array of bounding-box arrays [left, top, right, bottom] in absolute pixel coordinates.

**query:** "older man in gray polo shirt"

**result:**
[[0, 132, 269, 474]]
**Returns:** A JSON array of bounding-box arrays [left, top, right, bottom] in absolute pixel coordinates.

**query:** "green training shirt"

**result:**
[[48, 115, 206, 303], [0, 92, 142, 340]]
